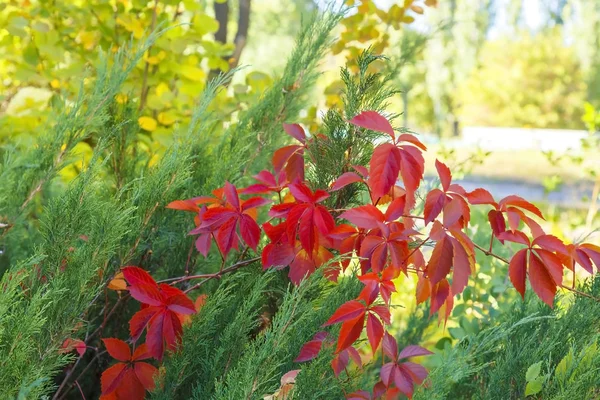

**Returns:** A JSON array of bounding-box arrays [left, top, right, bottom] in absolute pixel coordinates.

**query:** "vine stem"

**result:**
[[560, 284, 600, 302], [473, 242, 510, 264]]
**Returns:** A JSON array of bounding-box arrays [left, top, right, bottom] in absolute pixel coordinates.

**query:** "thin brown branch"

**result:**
[[560, 284, 600, 302], [473, 242, 510, 264], [182, 256, 260, 293]]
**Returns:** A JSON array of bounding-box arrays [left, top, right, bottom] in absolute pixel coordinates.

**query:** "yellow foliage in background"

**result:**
[[0, 0, 276, 180]]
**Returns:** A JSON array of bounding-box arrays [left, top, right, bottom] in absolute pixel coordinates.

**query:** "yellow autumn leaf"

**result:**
[[158, 111, 176, 126], [138, 116, 158, 131], [179, 65, 206, 82], [115, 93, 128, 104], [50, 79, 60, 89], [107, 272, 127, 291], [77, 31, 97, 50], [117, 17, 144, 39], [145, 55, 160, 65], [155, 82, 170, 97]]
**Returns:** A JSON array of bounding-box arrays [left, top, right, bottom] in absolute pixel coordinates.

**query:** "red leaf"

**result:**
[[283, 123, 306, 144], [129, 283, 164, 307], [122, 266, 156, 287], [295, 333, 326, 362], [451, 237, 471, 295], [349, 110, 395, 139], [402, 361, 429, 385], [195, 233, 212, 257], [289, 181, 316, 203], [336, 317, 365, 353], [369, 143, 402, 198], [216, 217, 238, 256], [241, 197, 271, 211], [102, 338, 131, 362], [101, 363, 127, 395], [61, 338, 86, 357], [272, 145, 303, 174], [324, 300, 367, 326], [166, 295, 197, 315], [488, 209, 507, 239], [384, 196, 407, 221], [131, 344, 153, 361], [509, 249, 528, 299], [424, 189, 446, 225], [223, 181, 240, 210], [331, 172, 363, 191], [129, 307, 156, 340], [430, 279, 450, 316], [382, 331, 398, 360], [240, 214, 261, 250], [497, 230, 531, 247], [340, 205, 385, 229], [285, 150, 305, 182], [532, 235, 568, 255], [165, 199, 199, 213], [366, 313, 384, 351], [466, 188, 497, 206], [398, 345, 433, 360], [443, 196, 469, 229], [500, 195, 544, 219], [398, 133, 427, 151], [299, 208, 317, 254], [134, 362, 158, 391], [435, 160, 452, 192], [426, 236, 454, 285], [528, 252, 557, 307], [399, 146, 424, 195]]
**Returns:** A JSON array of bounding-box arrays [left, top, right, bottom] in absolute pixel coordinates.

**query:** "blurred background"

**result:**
[[1, 0, 599, 379]]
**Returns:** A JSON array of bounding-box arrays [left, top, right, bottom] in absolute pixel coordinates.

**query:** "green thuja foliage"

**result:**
[[414, 277, 600, 400]]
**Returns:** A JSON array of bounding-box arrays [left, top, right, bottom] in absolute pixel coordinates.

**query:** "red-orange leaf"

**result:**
[[324, 300, 367, 326], [294, 332, 328, 362], [336, 317, 365, 353], [349, 110, 395, 139], [369, 143, 402, 198], [103, 338, 131, 362], [466, 188, 497, 206], [435, 159, 452, 192], [509, 248, 528, 298], [424, 189, 446, 224], [366, 313, 384, 351], [528, 251, 558, 307], [426, 236, 454, 285], [331, 172, 363, 191], [340, 205, 385, 229], [283, 123, 306, 144]]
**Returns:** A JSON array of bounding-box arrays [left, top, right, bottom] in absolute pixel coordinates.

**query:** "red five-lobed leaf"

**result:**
[[100, 339, 157, 400], [122, 267, 196, 360]]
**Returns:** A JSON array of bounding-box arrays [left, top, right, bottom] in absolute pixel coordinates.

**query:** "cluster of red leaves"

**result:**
[[90, 111, 599, 400], [98, 267, 197, 399]]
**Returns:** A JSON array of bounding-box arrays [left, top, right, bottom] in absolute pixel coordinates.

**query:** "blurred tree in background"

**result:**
[[456, 27, 587, 129]]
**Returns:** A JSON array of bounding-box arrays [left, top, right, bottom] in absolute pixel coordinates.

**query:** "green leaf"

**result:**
[[555, 348, 574, 384], [525, 378, 543, 396], [526, 362, 542, 381]]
